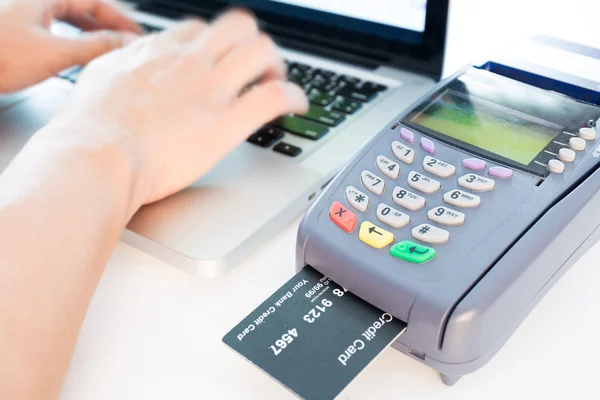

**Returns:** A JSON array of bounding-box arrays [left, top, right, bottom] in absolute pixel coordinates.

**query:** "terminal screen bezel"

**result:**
[[402, 68, 600, 177]]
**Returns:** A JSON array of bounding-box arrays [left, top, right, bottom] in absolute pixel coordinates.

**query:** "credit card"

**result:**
[[223, 266, 407, 400]]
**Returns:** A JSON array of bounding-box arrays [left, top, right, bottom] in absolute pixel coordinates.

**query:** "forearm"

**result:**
[[0, 123, 137, 399]]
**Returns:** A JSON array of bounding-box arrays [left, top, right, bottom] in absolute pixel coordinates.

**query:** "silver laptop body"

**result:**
[[0, 0, 449, 277]]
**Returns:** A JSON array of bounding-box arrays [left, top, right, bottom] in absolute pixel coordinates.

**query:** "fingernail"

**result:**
[[121, 32, 140, 45]]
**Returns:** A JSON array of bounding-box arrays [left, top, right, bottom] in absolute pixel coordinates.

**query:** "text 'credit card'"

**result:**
[[223, 266, 407, 399]]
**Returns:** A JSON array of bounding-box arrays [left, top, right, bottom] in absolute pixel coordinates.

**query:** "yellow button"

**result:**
[[359, 221, 394, 249]]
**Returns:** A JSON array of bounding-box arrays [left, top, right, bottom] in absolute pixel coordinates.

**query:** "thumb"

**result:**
[[52, 30, 138, 69]]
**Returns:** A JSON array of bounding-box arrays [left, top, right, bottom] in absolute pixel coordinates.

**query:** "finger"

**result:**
[[211, 33, 286, 99], [225, 81, 308, 143], [51, 0, 143, 33], [194, 8, 259, 63], [165, 19, 208, 44], [50, 30, 136, 71]]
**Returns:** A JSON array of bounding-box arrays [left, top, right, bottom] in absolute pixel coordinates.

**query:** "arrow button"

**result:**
[[390, 241, 436, 264], [359, 221, 394, 249]]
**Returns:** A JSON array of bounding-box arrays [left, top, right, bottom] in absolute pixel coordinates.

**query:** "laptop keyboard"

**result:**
[[59, 22, 389, 158]]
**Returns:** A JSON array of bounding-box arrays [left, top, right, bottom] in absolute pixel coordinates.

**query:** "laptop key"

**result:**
[[309, 89, 336, 107], [340, 75, 361, 85], [314, 69, 337, 79], [336, 83, 380, 102], [274, 115, 329, 140], [364, 81, 388, 92], [290, 62, 312, 72], [332, 96, 362, 114], [247, 127, 285, 148], [311, 78, 340, 92], [274, 142, 302, 157], [302, 106, 346, 127]]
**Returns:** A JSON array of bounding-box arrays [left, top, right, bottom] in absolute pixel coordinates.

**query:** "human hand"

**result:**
[[0, 0, 141, 93], [43, 10, 308, 213]]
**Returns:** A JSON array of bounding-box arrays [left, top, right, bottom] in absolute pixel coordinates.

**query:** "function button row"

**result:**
[[393, 186, 426, 211], [427, 206, 465, 226], [392, 141, 416, 164], [443, 189, 480, 208], [377, 203, 410, 229], [458, 173, 496, 192], [345, 186, 370, 212], [548, 159, 565, 174], [400, 127, 415, 143], [462, 158, 486, 170], [579, 127, 596, 140], [488, 166, 512, 179], [558, 148, 576, 163], [361, 170, 386, 195], [408, 171, 441, 194], [423, 156, 456, 178], [463, 158, 514, 180], [412, 224, 449, 244], [569, 137, 586, 151], [420, 137, 435, 154], [329, 201, 356, 233], [376, 155, 400, 179]]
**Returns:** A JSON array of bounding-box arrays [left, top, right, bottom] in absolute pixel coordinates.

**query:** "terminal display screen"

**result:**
[[410, 89, 557, 165], [404, 67, 600, 176]]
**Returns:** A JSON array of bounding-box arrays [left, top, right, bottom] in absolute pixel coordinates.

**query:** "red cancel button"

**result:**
[[329, 201, 357, 233]]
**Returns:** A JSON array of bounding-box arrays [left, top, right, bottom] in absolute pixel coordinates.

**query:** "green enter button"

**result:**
[[390, 241, 436, 264]]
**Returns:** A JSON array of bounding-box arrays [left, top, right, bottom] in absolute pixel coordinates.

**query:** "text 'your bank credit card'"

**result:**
[[223, 266, 407, 400]]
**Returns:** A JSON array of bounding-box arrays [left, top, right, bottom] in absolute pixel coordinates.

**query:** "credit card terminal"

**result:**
[[297, 60, 600, 385]]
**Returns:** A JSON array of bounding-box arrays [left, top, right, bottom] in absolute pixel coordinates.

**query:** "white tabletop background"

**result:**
[[59, 1, 600, 399]]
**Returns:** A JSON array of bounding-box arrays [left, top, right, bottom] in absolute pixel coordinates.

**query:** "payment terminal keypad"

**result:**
[[322, 122, 535, 271]]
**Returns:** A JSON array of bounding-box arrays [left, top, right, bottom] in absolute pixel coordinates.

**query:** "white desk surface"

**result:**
[[60, 1, 600, 399]]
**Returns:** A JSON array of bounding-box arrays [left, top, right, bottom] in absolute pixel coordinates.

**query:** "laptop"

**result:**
[[0, 0, 449, 278]]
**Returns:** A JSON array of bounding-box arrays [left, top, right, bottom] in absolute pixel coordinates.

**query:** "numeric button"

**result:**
[[443, 189, 480, 208], [391, 141, 416, 164], [393, 186, 426, 211], [408, 171, 441, 194], [458, 173, 495, 192], [412, 224, 450, 244], [377, 204, 410, 228], [423, 156, 456, 178], [428, 206, 465, 226], [361, 170, 385, 195], [376, 155, 400, 179], [345, 186, 370, 212]]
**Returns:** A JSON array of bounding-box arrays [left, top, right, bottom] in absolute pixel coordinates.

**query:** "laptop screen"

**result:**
[[219, 0, 430, 44], [268, 0, 427, 32], [135, 0, 447, 79]]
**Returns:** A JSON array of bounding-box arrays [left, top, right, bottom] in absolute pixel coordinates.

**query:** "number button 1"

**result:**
[[361, 170, 385, 195], [376, 155, 400, 179], [391, 141, 416, 164], [377, 203, 410, 228]]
